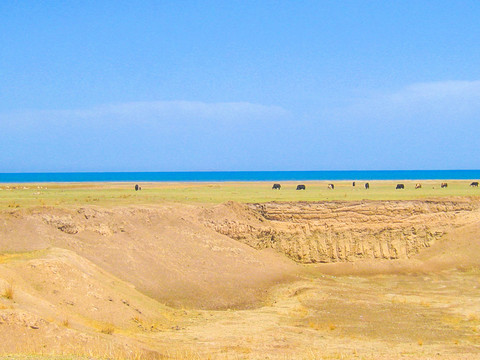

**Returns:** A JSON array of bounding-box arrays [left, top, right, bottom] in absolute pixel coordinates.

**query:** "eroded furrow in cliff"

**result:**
[[201, 200, 479, 263]]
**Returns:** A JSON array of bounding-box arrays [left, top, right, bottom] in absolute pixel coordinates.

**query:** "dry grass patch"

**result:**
[[0, 250, 49, 264], [0, 348, 176, 360], [289, 304, 309, 318], [220, 345, 252, 354], [163, 349, 202, 359], [99, 323, 115, 335], [468, 313, 480, 322], [2, 283, 14, 300], [131, 316, 169, 332]]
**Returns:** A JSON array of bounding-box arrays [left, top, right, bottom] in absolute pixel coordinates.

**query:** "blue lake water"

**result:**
[[0, 170, 479, 183]]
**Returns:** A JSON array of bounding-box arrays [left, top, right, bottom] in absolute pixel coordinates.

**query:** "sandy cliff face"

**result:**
[[201, 200, 479, 263]]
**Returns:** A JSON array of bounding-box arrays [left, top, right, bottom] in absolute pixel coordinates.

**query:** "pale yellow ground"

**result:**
[[0, 181, 479, 359]]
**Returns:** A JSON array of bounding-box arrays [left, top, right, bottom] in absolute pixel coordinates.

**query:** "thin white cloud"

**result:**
[[332, 80, 480, 122], [0, 100, 289, 125], [391, 80, 480, 101], [65, 100, 289, 120]]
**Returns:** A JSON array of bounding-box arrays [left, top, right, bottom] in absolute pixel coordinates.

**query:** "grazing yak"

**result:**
[[441, 183, 448, 188], [470, 182, 479, 187], [135, 184, 139, 191], [328, 184, 335, 190], [296, 184, 306, 190], [352, 181, 356, 187], [396, 184, 405, 189], [272, 183, 281, 190], [365, 182, 369, 189], [415, 183, 422, 189]]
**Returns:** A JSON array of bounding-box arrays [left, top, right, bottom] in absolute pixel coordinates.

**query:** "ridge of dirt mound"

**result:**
[[0, 247, 177, 356], [202, 200, 480, 264], [0, 205, 297, 310]]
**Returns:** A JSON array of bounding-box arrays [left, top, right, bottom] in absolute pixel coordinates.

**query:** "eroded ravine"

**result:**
[[2, 199, 480, 359], [201, 200, 480, 263]]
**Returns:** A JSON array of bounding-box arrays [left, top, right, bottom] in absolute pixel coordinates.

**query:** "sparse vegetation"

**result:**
[[420, 300, 431, 307], [2, 282, 13, 299], [99, 324, 115, 335], [468, 314, 479, 322], [0, 180, 479, 209], [0, 348, 190, 360]]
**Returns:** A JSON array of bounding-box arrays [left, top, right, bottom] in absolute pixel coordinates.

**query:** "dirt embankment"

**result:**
[[0, 204, 297, 310], [1, 199, 479, 314], [2, 200, 480, 358], [201, 200, 480, 263]]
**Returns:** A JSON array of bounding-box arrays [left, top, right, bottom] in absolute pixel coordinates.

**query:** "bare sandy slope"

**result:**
[[0, 204, 297, 309], [1, 199, 480, 359], [0, 247, 182, 356]]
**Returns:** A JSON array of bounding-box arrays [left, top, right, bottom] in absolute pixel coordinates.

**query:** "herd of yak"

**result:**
[[270, 181, 480, 190], [132, 182, 480, 191]]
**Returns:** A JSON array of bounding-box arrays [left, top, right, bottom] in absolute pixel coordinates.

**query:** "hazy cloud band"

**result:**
[[1, 100, 289, 125]]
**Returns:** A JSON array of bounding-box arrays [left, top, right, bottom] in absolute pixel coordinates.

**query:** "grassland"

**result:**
[[0, 179, 479, 209]]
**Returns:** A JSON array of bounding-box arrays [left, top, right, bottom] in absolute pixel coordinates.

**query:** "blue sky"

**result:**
[[1, 1, 480, 172]]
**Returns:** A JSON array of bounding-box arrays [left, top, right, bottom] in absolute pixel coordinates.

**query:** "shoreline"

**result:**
[[1, 178, 480, 186]]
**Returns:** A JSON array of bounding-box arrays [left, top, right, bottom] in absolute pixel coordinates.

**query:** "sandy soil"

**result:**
[[1, 196, 480, 359]]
